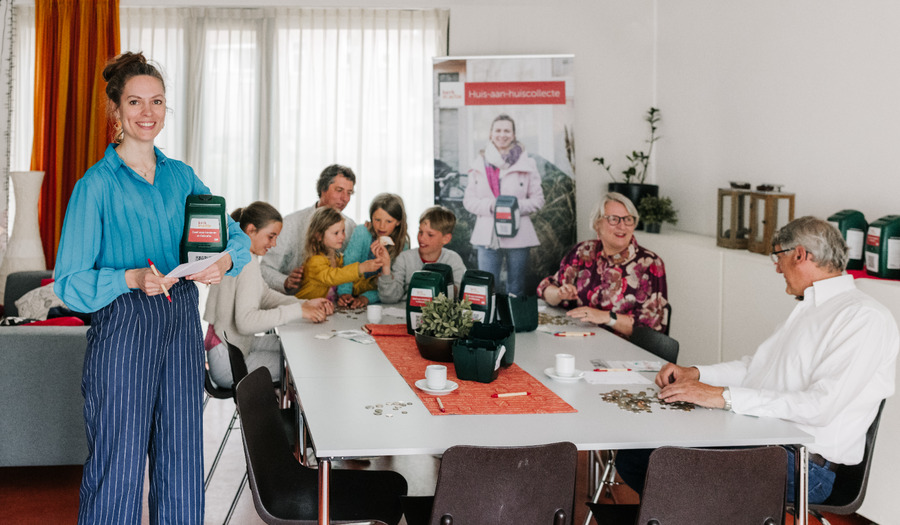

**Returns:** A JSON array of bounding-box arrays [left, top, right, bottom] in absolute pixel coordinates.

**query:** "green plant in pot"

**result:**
[[415, 293, 474, 362], [637, 195, 678, 233], [593, 107, 661, 228]]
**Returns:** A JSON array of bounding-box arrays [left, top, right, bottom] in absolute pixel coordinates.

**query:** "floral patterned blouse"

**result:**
[[537, 237, 668, 332]]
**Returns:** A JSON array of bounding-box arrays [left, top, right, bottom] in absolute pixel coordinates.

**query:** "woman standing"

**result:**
[[464, 114, 544, 296], [537, 192, 668, 336], [54, 52, 250, 524]]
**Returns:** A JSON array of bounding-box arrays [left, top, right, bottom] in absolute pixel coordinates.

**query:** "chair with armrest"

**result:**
[[235, 366, 408, 525], [584, 327, 680, 524], [803, 399, 886, 525], [587, 446, 787, 525], [402, 442, 577, 525]]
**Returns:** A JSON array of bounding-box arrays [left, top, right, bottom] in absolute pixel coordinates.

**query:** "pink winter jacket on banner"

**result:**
[[464, 152, 544, 249]]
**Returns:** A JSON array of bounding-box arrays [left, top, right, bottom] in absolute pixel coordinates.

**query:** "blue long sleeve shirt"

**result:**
[[54, 144, 250, 313]]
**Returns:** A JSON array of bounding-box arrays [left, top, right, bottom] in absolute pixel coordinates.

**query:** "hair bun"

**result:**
[[102, 52, 148, 82]]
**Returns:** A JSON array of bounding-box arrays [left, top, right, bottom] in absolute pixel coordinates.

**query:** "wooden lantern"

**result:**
[[717, 188, 752, 249], [747, 191, 796, 254]]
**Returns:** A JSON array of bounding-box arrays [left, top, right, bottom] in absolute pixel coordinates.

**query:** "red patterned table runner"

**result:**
[[369, 324, 576, 416]]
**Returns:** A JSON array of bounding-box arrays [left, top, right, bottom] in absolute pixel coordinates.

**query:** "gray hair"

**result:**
[[591, 192, 640, 229], [772, 216, 849, 272], [316, 164, 356, 197]]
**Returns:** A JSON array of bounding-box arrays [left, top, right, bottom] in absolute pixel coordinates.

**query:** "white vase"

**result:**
[[0, 171, 47, 301]]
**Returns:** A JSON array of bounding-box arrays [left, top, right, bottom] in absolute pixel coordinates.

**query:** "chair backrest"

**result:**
[[810, 398, 886, 515], [428, 442, 577, 525], [636, 446, 786, 525], [629, 326, 679, 364], [236, 367, 320, 524], [226, 341, 250, 385], [662, 303, 672, 336]]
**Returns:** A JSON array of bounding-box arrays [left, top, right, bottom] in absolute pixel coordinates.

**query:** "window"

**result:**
[[11, 6, 448, 227]]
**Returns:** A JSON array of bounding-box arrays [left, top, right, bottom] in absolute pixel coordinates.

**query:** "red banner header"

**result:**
[[465, 81, 566, 106]]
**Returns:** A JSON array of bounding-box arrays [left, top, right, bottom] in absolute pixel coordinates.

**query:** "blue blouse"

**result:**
[[54, 144, 250, 313]]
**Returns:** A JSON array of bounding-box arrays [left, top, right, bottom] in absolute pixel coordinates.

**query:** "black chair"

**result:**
[[804, 399, 886, 525], [628, 326, 679, 364], [587, 446, 787, 525], [662, 302, 672, 336], [235, 367, 408, 525], [203, 341, 253, 524], [585, 327, 680, 524], [402, 442, 577, 525]]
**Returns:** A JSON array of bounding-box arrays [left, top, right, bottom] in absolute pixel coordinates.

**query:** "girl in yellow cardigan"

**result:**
[[295, 207, 385, 301]]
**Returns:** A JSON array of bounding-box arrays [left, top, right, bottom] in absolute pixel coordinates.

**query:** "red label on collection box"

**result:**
[[867, 235, 881, 246], [188, 228, 221, 243], [465, 81, 566, 106]]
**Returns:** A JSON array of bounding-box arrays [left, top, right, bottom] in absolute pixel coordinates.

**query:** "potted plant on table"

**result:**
[[414, 293, 474, 362], [637, 195, 678, 233], [593, 107, 661, 228]]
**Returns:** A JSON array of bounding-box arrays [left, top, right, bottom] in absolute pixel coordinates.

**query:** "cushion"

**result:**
[[14, 283, 66, 320], [23, 317, 85, 327]]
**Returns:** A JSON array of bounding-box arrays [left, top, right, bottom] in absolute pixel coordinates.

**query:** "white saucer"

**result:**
[[415, 379, 459, 395], [545, 367, 584, 383]]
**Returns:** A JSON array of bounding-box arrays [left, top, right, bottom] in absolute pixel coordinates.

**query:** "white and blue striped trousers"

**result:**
[[78, 279, 204, 524]]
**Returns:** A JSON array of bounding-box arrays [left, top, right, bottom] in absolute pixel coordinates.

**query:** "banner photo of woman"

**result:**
[[433, 55, 576, 296]]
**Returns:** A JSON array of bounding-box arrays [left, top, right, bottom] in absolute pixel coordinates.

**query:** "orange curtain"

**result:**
[[32, 0, 119, 269]]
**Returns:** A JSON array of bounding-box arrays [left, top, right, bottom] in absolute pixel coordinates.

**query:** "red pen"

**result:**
[[593, 368, 633, 372], [147, 259, 172, 303], [491, 392, 531, 398], [436, 397, 446, 413], [554, 331, 595, 337]]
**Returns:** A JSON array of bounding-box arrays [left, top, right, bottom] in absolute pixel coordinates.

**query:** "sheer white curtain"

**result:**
[[116, 6, 448, 224], [270, 8, 448, 225]]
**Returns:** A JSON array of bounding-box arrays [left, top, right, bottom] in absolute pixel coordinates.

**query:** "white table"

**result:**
[[279, 308, 811, 524]]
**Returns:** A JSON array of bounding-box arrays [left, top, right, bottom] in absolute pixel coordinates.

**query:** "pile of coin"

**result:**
[[538, 312, 577, 327], [600, 388, 695, 413], [365, 401, 414, 417]]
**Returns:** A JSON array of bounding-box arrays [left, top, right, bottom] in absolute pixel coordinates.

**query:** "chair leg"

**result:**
[[205, 407, 239, 491], [222, 470, 248, 525], [583, 450, 619, 525]]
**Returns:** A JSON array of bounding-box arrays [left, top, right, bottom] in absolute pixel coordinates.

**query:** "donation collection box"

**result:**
[[406, 270, 443, 334], [459, 269, 495, 324], [827, 209, 867, 271], [865, 215, 900, 279], [181, 195, 227, 263]]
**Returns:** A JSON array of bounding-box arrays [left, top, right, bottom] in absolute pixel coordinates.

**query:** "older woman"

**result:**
[[537, 192, 668, 336]]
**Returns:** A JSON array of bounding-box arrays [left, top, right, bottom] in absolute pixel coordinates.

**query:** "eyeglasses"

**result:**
[[601, 215, 636, 227], [769, 247, 795, 264]]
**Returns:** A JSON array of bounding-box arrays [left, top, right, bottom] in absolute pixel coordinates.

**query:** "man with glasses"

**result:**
[[617, 216, 898, 504], [537, 192, 668, 336], [261, 164, 357, 295]]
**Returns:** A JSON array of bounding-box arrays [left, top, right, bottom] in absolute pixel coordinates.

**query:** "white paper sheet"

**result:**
[[165, 250, 231, 278], [382, 307, 406, 319], [583, 371, 653, 385]]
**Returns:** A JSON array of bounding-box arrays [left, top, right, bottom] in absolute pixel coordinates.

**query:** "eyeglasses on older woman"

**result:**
[[601, 215, 636, 227]]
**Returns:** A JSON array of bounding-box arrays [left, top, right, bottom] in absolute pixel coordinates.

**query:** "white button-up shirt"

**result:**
[[697, 274, 898, 465]]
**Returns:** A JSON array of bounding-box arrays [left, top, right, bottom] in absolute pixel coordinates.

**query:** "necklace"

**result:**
[[116, 150, 156, 181]]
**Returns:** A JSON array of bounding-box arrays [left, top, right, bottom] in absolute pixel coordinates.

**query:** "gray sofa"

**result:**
[[0, 270, 89, 466]]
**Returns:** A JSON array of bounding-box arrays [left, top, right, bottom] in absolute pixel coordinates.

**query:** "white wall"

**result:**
[[657, 1, 900, 237]]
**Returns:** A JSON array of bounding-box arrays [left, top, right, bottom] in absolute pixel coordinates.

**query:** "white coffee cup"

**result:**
[[366, 305, 383, 324], [555, 353, 576, 377], [425, 364, 448, 390]]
